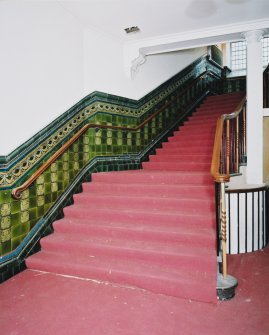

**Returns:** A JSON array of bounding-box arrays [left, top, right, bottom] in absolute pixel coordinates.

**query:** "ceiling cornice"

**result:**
[[124, 18, 269, 78]]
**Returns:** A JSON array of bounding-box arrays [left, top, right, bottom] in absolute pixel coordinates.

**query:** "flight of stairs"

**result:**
[[26, 92, 245, 303]]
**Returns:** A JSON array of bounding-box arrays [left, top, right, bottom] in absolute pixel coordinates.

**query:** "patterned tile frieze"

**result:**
[[0, 56, 215, 188]]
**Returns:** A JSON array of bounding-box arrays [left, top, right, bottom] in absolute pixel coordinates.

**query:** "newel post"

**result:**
[[216, 176, 238, 300]]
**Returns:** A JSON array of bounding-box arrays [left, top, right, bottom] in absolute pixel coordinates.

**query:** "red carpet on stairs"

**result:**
[[26, 92, 245, 303]]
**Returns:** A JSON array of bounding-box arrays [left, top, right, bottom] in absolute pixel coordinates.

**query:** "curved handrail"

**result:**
[[210, 94, 246, 281], [12, 70, 218, 199], [211, 96, 246, 183]]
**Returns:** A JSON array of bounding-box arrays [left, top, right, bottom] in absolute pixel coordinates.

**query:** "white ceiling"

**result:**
[[57, 0, 269, 41]]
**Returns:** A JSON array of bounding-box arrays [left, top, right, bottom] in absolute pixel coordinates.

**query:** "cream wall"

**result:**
[[0, 1, 84, 155], [0, 1, 206, 156], [83, 29, 207, 100]]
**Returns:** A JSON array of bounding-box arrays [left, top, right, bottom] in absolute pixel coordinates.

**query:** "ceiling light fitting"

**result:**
[[124, 26, 140, 34]]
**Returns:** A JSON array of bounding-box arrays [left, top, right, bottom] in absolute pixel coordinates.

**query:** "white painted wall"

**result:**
[[0, 1, 206, 156], [0, 1, 84, 155], [83, 28, 207, 100]]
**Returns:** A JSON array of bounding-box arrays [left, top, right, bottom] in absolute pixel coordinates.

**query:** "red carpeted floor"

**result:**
[[1, 247, 269, 335], [25, 92, 245, 304]]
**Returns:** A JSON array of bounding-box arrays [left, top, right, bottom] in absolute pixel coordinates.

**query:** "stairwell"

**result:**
[[26, 92, 245, 303]]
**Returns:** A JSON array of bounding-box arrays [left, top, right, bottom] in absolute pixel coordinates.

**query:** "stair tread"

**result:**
[[54, 217, 215, 235], [75, 193, 215, 202], [41, 231, 215, 256], [83, 182, 214, 197], [27, 250, 216, 283], [65, 204, 216, 216], [84, 181, 214, 189]]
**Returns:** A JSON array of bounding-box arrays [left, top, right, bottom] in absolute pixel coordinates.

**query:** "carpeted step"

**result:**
[[166, 137, 214, 145], [91, 170, 213, 185], [155, 148, 213, 156], [38, 233, 215, 271], [83, 181, 214, 197], [63, 206, 216, 229], [149, 154, 212, 163], [161, 141, 213, 149], [26, 251, 217, 303], [184, 119, 218, 126], [73, 193, 215, 213], [142, 161, 211, 172], [171, 132, 214, 140], [53, 218, 215, 247]]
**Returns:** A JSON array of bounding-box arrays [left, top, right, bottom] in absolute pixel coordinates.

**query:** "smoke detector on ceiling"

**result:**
[[124, 26, 140, 34]]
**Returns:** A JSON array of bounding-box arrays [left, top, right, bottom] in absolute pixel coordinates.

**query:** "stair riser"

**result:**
[[175, 127, 216, 135], [40, 238, 215, 272], [155, 148, 213, 156], [162, 141, 213, 149], [73, 195, 215, 213], [184, 120, 217, 127], [26, 257, 216, 303], [197, 105, 240, 112], [167, 138, 214, 145], [176, 124, 216, 131], [91, 172, 212, 185], [204, 98, 243, 104], [63, 207, 215, 228], [142, 162, 211, 172], [84, 183, 214, 197], [149, 155, 211, 163], [188, 115, 220, 122], [53, 222, 215, 248], [171, 132, 214, 140]]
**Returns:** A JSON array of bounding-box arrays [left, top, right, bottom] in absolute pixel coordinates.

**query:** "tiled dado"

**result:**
[[0, 105, 182, 257], [0, 54, 224, 262]]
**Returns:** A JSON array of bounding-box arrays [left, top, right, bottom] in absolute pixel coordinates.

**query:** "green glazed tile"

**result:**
[[11, 236, 22, 250], [10, 213, 20, 226], [1, 240, 11, 254], [29, 208, 38, 221], [0, 190, 11, 202], [11, 224, 21, 237], [10, 200, 21, 214]]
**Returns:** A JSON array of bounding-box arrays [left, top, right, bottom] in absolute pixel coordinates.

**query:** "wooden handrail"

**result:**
[[12, 70, 217, 199], [211, 96, 246, 183], [210, 116, 230, 183], [211, 94, 246, 281]]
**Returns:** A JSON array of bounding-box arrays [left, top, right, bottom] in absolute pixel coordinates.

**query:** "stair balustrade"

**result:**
[[211, 96, 246, 280]]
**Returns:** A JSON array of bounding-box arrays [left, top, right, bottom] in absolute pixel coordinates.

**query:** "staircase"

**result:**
[[26, 92, 245, 303]]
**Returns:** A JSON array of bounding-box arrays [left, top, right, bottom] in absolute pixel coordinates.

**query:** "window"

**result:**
[[230, 41, 247, 70], [263, 37, 269, 67], [230, 37, 269, 71]]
